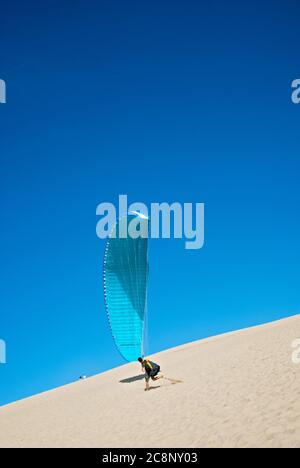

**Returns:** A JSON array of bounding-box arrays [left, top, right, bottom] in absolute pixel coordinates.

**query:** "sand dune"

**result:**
[[1, 315, 300, 448]]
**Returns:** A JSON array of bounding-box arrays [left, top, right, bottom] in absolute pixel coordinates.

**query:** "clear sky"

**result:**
[[0, 0, 299, 406]]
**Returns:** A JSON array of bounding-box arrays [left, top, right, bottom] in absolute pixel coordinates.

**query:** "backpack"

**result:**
[[144, 359, 158, 372]]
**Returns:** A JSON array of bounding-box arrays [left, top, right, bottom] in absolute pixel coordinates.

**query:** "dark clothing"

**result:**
[[143, 360, 160, 381]]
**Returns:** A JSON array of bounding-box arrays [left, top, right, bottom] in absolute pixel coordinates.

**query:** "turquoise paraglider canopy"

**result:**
[[103, 212, 149, 362]]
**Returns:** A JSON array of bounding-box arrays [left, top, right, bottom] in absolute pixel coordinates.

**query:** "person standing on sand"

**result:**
[[138, 357, 164, 391]]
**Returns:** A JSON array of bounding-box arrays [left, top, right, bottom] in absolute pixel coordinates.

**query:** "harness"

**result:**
[[144, 359, 153, 371]]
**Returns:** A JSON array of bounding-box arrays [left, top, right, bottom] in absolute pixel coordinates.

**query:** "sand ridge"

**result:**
[[1, 315, 300, 448]]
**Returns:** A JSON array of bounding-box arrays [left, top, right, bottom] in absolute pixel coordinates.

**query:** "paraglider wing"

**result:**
[[103, 214, 149, 361]]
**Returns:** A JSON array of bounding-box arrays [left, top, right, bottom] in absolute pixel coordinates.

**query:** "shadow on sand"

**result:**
[[119, 374, 145, 384]]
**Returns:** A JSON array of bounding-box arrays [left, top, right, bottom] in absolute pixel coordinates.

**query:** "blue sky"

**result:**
[[0, 0, 299, 405]]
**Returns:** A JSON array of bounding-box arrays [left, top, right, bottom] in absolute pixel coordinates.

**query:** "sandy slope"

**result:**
[[1, 315, 300, 448]]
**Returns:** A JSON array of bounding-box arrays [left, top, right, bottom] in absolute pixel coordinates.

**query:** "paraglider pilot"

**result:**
[[138, 357, 163, 391]]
